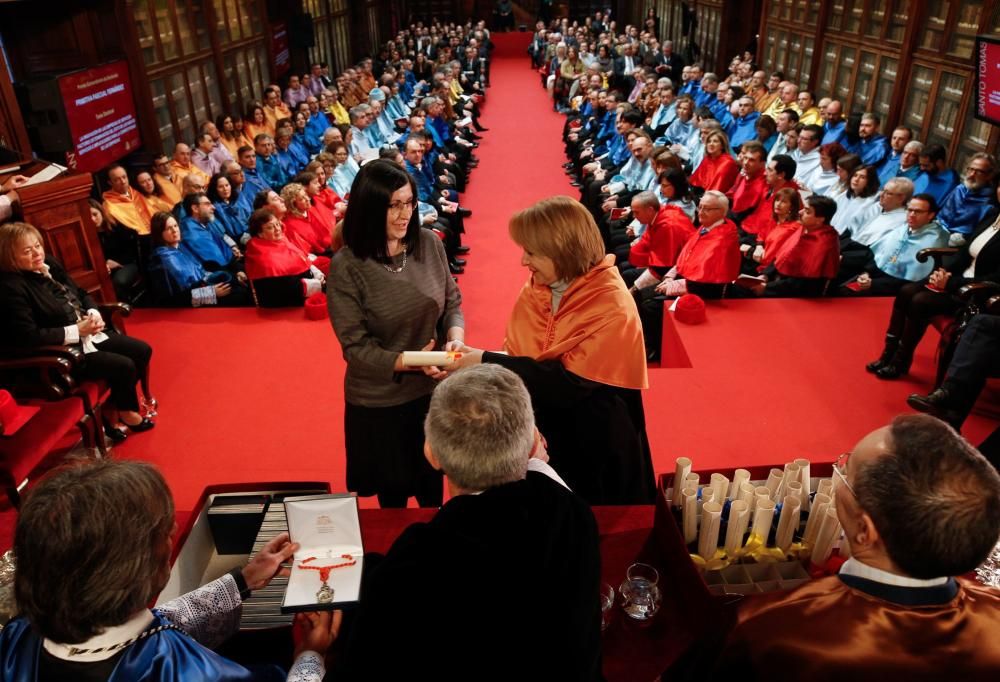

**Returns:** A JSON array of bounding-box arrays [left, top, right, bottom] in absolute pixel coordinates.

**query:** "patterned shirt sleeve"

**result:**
[[155, 573, 242, 649], [287, 651, 325, 682]]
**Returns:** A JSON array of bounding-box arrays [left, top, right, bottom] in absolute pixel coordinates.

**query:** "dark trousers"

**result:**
[[886, 281, 962, 354], [945, 313, 1000, 408], [79, 333, 152, 412]]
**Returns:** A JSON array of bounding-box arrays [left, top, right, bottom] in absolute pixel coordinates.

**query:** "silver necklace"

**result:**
[[383, 249, 407, 273]]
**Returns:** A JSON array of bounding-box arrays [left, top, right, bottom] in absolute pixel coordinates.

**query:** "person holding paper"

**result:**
[[712, 414, 1000, 679], [330, 364, 601, 680], [449, 196, 653, 505], [328, 159, 464, 508], [0, 458, 330, 681]]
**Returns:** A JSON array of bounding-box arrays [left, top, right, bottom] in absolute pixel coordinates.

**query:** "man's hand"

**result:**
[[292, 610, 341, 658], [242, 531, 298, 590]]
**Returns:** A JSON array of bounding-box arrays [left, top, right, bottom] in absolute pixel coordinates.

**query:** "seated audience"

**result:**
[[876, 126, 914, 185], [740, 186, 802, 273], [619, 189, 695, 287], [791, 124, 823, 187], [169, 142, 211, 193], [330, 364, 601, 680], [179, 193, 242, 272], [913, 143, 959, 205], [726, 140, 768, 221], [837, 176, 913, 281], [843, 193, 949, 296], [89, 198, 141, 302], [0, 221, 154, 435], [148, 212, 250, 307], [740, 154, 798, 241], [0, 458, 325, 680], [102, 165, 153, 235], [857, 112, 890, 167], [804, 142, 846, 195], [867, 188, 1000, 379], [244, 208, 325, 306], [714, 414, 1000, 679], [281, 183, 333, 256], [207, 172, 250, 247], [135, 169, 176, 215]]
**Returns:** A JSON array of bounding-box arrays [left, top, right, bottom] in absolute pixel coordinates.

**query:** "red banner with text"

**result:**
[[57, 61, 140, 172]]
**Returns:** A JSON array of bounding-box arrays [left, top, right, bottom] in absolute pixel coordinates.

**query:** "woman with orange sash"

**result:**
[[452, 196, 654, 504]]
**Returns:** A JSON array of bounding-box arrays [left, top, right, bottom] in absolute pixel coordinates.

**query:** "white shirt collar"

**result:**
[[839, 557, 948, 588], [43, 610, 155, 662]]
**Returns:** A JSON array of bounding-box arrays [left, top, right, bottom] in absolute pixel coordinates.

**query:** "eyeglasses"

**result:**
[[832, 451, 856, 498], [388, 200, 416, 214], [968, 166, 993, 175]]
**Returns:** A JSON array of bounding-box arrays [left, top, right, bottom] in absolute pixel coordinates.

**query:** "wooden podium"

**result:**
[[14, 165, 116, 304]]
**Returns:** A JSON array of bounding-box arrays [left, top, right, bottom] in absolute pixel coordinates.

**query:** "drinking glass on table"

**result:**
[[620, 562, 661, 622], [600, 582, 615, 631]]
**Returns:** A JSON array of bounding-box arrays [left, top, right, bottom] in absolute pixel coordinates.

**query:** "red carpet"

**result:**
[[2, 33, 996, 548]]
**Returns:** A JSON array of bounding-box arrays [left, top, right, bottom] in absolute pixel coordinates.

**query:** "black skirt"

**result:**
[[344, 395, 442, 503]]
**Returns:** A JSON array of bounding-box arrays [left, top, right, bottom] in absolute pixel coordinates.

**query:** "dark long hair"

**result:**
[[342, 159, 421, 261]]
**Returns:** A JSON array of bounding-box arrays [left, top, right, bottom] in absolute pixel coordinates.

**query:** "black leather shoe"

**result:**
[[467, 133, 483, 141], [449, 262, 465, 275], [875, 357, 911, 380], [866, 337, 900, 374], [456, 245, 470, 254], [570, 181, 582, 187], [124, 417, 156, 433], [475, 126, 489, 132], [451, 258, 467, 266], [458, 207, 472, 218], [907, 388, 964, 427]]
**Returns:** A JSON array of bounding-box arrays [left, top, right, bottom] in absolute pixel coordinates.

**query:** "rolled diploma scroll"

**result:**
[[673, 457, 692, 506], [775, 496, 801, 551], [751, 498, 775, 539], [710, 473, 729, 504], [753, 486, 770, 513], [765, 469, 784, 500], [400, 351, 462, 367], [724, 500, 750, 552], [817, 478, 833, 499], [803, 493, 832, 546], [730, 469, 751, 499], [794, 458, 811, 512], [784, 480, 803, 507], [811, 506, 842, 566], [780, 463, 800, 500], [684, 472, 700, 491], [681, 487, 698, 545], [737, 482, 755, 506], [698, 501, 723, 559]]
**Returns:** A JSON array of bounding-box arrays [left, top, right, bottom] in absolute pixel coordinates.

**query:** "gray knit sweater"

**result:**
[[328, 228, 464, 407]]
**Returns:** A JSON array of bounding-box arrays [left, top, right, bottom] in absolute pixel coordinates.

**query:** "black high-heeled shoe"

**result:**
[[104, 424, 128, 443], [124, 417, 156, 433]]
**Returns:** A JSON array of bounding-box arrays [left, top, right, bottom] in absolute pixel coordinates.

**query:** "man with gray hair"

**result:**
[[331, 364, 602, 680]]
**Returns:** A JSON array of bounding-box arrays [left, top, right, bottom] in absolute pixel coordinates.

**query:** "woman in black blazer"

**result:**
[[867, 201, 1000, 379], [0, 221, 154, 439]]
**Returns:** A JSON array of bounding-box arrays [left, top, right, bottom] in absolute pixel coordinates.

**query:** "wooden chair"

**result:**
[[915, 247, 1000, 387], [0, 302, 155, 452]]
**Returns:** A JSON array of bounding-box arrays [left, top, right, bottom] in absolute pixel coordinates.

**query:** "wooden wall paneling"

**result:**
[[0, 44, 31, 155], [19, 172, 116, 302], [119, 0, 163, 151]]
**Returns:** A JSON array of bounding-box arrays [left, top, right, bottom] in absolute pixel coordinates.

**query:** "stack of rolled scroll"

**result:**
[[670, 456, 841, 564]]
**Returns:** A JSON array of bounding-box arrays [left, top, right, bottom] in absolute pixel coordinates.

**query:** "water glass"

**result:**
[[600, 582, 614, 631], [619, 562, 661, 622]]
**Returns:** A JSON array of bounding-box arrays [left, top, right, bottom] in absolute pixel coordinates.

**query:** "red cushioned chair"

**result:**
[[0, 384, 98, 508]]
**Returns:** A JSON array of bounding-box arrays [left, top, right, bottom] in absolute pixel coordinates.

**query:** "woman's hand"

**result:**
[[242, 531, 299, 590], [448, 345, 484, 371], [292, 610, 341, 658], [215, 283, 232, 298], [76, 316, 103, 336]]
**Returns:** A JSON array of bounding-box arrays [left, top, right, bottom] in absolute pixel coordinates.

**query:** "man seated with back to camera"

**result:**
[[313, 364, 602, 680], [712, 414, 1000, 680]]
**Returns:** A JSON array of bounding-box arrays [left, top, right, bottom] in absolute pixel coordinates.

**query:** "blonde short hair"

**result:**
[[0, 222, 43, 273], [280, 183, 308, 217], [508, 196, 604, 281]]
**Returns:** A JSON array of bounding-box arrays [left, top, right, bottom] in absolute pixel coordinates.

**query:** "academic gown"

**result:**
[[690, 153, 740, 193], [764, 224, 840, 296], [740, 181, 799, 238], [244, 236, 313, 307], [726, 172, 768, 217], [484, 257, 655, 506], [675, 220, 742, 284], [179, 217, 233, 269], [629, 204, 696, 269], [333, 471, 602, 680], [0, 613, 284, 682], [712, 574, 1000, 681], [148, 246, 209, 306]]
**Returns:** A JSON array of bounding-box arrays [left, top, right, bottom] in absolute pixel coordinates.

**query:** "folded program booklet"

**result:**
[[281, 494, 364, 613]]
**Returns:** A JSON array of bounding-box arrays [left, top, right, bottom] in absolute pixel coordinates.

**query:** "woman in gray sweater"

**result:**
[[328, 160, 464, 507]]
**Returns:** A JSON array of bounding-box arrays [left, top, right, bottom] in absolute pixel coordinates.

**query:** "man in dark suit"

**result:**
[[654, 40, 686, 81], [329, 365, 603, 680], [613, 43, 640, 93]]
